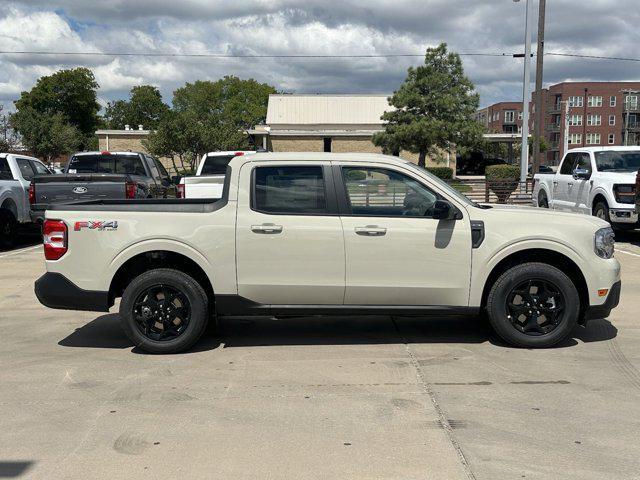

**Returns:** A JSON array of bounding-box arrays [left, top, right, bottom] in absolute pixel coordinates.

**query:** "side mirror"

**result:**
[[432, 200, 458, 220], [171, 175, 182, 185], [573, 168, 591, 180]]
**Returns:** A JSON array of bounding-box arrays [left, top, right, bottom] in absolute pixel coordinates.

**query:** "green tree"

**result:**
[[11, 108, 81, 162], [145, 76, 275, 172], [373, 43, 483, 167], [105, 85, 169, 130], [12, 68, 100, 151]]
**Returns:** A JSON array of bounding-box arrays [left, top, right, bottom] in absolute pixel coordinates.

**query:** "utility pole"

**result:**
[[563, 101, 570, 157], [532, 0, 546, 174], [513, 0, 533, 186]]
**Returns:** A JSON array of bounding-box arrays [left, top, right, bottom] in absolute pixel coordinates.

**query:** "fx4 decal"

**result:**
[[74, 221, 119, 231]]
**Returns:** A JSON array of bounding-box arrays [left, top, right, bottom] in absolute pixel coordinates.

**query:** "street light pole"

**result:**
[[514, 0, 533, 186]]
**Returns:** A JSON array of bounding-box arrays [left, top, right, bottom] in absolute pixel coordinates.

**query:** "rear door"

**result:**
[[552, 153, 578, 211], [235, 161, 345, 305], [335, 162, 472, 307]]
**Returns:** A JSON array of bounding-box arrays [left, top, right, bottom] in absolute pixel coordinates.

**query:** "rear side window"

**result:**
[[559, 154, 577, 175], [16, 159, 35, 180], [0, 158, 12, 180], [253, 166, 327, 214], [201, 155, 234, 175], [115, 156, 147, 176]]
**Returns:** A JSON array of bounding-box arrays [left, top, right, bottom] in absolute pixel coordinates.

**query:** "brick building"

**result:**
[[477, 82, 640, 166], [474, 102, 524, 134], [249, 94, 456, 169]]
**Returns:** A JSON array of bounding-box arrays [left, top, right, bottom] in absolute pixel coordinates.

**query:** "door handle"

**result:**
[[355, 226, 387, 236], [251, 224, 283, 234], [553, 181, 558, 186], [567, 182, 574, 187]]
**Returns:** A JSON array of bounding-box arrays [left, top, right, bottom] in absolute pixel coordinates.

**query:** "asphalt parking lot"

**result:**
[[1, 233, 640, 480]]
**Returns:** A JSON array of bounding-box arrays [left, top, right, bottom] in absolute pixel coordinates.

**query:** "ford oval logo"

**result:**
[[73, 186, 88, 194]]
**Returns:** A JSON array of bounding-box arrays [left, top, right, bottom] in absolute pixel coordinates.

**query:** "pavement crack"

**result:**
[[391, 316, 477, 480]]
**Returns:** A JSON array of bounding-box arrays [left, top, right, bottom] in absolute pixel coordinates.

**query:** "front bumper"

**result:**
[[583, 280, 621, 321], [35, 272, 112, 312], [609, 208, 639, 224]]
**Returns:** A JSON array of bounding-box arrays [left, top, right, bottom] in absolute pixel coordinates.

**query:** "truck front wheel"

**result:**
[[120, 268, 210, 354], [593, 201, 610, 224], [486, 263, 579, 348]]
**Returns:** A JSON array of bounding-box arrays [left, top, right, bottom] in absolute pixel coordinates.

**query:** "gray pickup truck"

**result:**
[[30, 151, 177, 222]]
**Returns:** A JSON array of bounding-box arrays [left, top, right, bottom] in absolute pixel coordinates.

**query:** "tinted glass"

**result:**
[[342, 167, 439, 217], [153, 158, 169, 177], [68, 155, 114, 173], [595, 151, 640, 172], [16, 159, 35, 180], [559, 154, 577, 175], [254, 166, 327, 214], [31, 161, 51, 175], [115, 156, 147, 175], [201, 155, 234, 175], [0, 158, 12, 180], [575, 154, 592, 173]]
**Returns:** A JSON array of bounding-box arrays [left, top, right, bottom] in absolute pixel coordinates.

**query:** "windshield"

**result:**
[[67, 154, 146, 175], [200, 155, 234, 175], [595, 151, 640, 173], [403, 162, 479, 208]]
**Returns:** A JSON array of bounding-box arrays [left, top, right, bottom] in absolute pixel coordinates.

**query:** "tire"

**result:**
[[538, 191, 549, 208], [486, 263, 580, 348], [593, 201, 610, 224], [119, 268, 210, 354], [0, 209, 17, 248]]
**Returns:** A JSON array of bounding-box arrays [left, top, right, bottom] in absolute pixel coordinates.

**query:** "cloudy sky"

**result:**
[[0, 0, 639, 111]]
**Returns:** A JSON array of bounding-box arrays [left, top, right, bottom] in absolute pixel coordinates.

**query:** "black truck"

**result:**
[[30, 151, 177, 222]]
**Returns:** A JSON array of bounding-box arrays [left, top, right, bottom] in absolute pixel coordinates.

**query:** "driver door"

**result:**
[[567, 152, 593, 214], [335, 163, 472, 307]]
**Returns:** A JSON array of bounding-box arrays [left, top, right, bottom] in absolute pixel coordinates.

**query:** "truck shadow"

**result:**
[[615, 230, 640, 247], [58, 314, 617, 352]]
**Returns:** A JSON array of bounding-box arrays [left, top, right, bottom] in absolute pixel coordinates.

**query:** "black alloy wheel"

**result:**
[[133, 285, 191, 341], [506, 279, 565, 336]]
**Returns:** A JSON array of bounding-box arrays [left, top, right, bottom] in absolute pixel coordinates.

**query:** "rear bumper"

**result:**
[[584, 280, 621, 321], [35, 272, 112, 312]]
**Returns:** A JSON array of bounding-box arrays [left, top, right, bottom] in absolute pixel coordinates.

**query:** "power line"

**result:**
[[0, 50, 638, 62]]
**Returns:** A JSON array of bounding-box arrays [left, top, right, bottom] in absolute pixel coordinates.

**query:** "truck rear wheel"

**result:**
[[486, 263, 579, 348], [0, 210, 17, 248], [120, 268, 209, 354]]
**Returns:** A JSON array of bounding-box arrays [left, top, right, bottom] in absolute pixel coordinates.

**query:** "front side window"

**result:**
[[16, 159, 35, 180], [0, 158, 12, 180], [575, 154, 592, 174], [253, 166, 327, 214], [341, 166, 441, 218], [31, 161, 51, 175]]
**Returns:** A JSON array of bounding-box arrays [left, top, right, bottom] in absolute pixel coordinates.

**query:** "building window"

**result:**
[[569, 115, 583, 126], [608, 133, 615, 144], [609, 115, 616, 126], [586, 133, 601, 145], [587, 114, 602, 126], [625, 95, 638, 110], [568, 133, 582, 145], [568, 96, 584, 107], [610, 96, 617, 107], [504, 111, 516, 123], [518, 112, 523, 120], [323, 137, 332, 153], [588, 96, 603, 107]]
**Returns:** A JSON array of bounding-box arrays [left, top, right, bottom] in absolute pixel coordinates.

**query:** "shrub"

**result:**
[[485, 164, 520, 203], [425, 167, 453, 180]]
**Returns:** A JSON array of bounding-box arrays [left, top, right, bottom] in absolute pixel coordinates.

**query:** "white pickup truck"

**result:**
[[178, 151, 254, 199], [0, 153, 51, 246], [35, 152, 621, 353], [533, 147, 640, 229]]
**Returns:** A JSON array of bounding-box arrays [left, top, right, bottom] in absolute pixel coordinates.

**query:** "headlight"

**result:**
[[594, 227, 615, 259]]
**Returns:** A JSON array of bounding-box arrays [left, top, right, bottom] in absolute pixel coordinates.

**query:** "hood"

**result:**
[[597, 171, 638, 183], [474, 204, 610, 230]]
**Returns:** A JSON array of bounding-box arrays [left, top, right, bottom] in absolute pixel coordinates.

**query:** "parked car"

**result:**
[[533, 147, 640, 229], [178, 151, 255, 199], [0, 153, 52, 246], [35, 152, 620, 353], [30, 151, 177, 223]]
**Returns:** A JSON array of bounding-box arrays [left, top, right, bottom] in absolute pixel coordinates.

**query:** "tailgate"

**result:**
[[33, 174, 128, 205], [183, 175, 225, 199]]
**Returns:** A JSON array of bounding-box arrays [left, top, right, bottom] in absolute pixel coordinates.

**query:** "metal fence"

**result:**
[[445, 178, 534, 205]]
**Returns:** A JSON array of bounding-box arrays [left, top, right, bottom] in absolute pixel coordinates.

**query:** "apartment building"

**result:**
[[478, 82, 640, 166], [474, 102, 524, 134]]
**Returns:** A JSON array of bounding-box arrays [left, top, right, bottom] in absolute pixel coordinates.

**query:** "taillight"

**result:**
[[177, 183, 185, 199], [43, 220, 67, 260], [234, 152, 245, 157], [125, 181, 136, 199], [29, 181, 36, 205]]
